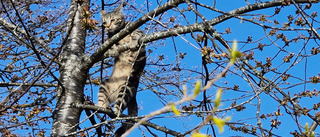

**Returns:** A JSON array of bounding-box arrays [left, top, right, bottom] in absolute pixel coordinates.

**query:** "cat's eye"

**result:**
[[110, 19, 115, 22]]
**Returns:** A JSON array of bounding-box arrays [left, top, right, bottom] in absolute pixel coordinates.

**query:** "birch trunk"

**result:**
[[51, 0, 90, 136]]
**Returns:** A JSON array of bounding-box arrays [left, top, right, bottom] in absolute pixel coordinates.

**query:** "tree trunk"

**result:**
[[51, 0, 90, 136]]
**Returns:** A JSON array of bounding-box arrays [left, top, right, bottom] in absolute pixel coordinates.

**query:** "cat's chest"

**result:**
[[111, 50, 137, 72], [119, 50, 138, 62], [118, 35, 132, 45], [117, 30, 142, 45]]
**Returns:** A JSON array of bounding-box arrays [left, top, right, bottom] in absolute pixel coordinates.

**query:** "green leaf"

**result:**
[[230, 40, 242, 64], [193, 81, 201, 96], [214, 88, 223, 110]]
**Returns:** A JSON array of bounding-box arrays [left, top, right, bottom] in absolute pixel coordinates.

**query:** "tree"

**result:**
[[0, 0, 320, 136]]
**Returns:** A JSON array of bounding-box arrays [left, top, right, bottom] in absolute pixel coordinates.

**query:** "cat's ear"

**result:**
[[114, 3, 124, 13], [100, 10, 107, 16]]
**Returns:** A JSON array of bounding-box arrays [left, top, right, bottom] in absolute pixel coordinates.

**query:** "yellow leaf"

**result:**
[[230, 40, 242, 64], [310, 132, 315, 137], [225, 116, 231, 121], [191, 132, 209, 137], [194, 81, 201, 96], [212, 117, 226, 133], [214, 88, 223, 110], [171, 103, 180, 116], [305, 122, 309, 132], [305, 122, 315, 137]]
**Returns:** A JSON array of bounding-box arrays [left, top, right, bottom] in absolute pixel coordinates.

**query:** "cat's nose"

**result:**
[[105, 23, 111, 28]]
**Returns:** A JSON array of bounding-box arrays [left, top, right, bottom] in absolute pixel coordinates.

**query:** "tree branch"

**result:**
[[0, 17, 57, 56], [141, 0, 318, 43], [88, 0, 185, 67], [71, 103, 184, 137], [0, 82, 57, 87]]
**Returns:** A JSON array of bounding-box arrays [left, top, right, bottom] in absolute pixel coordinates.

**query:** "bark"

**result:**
[[51, 0, 90, 136]]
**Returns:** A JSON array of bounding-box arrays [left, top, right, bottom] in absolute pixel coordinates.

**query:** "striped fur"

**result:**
[[97, 29, 146, 116], [98, 4, 146, 136]]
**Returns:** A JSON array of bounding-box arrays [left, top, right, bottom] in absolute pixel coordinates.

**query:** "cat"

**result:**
[[98, 3, 146, 136]]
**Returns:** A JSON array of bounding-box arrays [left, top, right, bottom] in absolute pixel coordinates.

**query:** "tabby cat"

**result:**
[[98, 3, 146, 136]]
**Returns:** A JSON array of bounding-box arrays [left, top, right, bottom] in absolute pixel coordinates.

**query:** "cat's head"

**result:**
[[100, 3, 125, 35]]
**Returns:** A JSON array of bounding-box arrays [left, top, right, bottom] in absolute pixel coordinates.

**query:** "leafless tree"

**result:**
[[0, 0, 319, 136]]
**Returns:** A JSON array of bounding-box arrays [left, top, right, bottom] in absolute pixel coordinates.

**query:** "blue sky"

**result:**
[[1, 0, 320, 136], [85, 0, 320, 136]]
